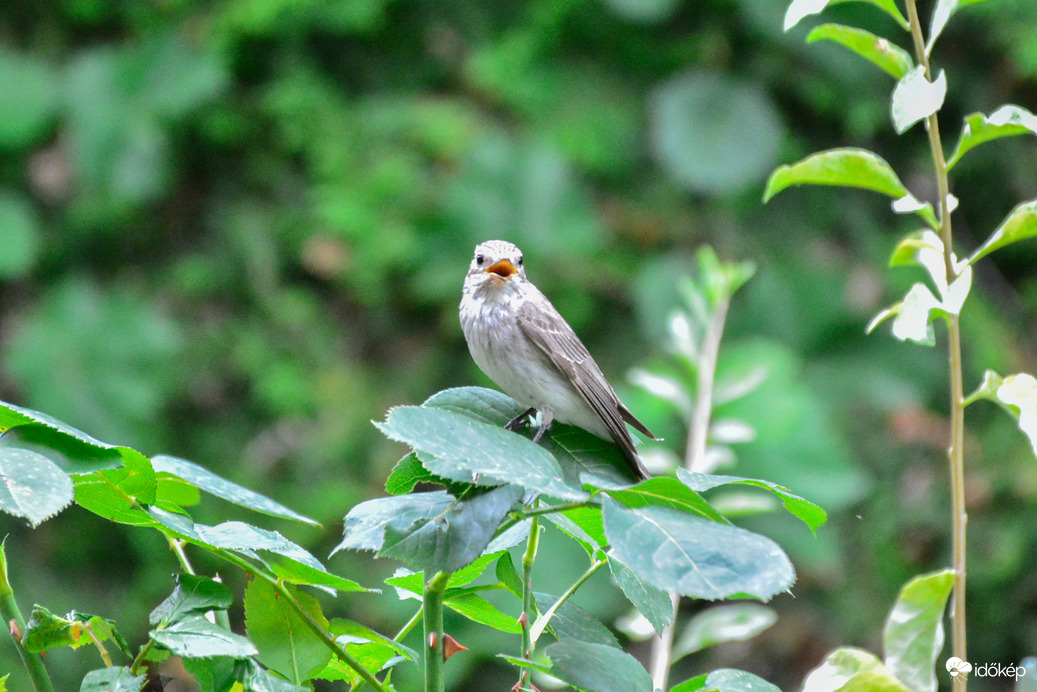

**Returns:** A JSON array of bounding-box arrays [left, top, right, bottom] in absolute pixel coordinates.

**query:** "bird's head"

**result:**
[[464, 240, 527, 296]]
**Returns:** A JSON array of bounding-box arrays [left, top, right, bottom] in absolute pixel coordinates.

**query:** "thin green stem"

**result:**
[[517, 514, 541, 692], [423, 571, 450, 692], [0, 542, 55, 692], [906, 0, 968, 677], [529, 558, 606, 645]]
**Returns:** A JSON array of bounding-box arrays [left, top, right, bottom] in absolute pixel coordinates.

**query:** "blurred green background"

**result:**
[[2, 0, 1036, 689]]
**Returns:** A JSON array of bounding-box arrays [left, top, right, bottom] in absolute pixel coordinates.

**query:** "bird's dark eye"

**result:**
[[475, 253, 484, 266], [517, 256, 523, 267]]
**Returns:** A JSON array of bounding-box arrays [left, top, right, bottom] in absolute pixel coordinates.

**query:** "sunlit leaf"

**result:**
[[677, 470, 826, 534], [969, 200, 1037, 265], [784, 0, 909, 32], [150, 574, 233, 626], [802, 647, 911, 692], [672, 604, 778, 661], [807, 24, 912, 79], [948, 105, 1037, 170], [764, 148, 908, 202], [883, 570, 954, 692], [0, 446, 73, 526], [995, 374, 1037, 457], [927, 0, 988, 56], [891, 67, 947, 134], [151, 614, 258, 658]]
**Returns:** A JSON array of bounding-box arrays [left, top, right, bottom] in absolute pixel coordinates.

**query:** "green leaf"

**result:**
[[151, 614, 258, 658], [993, 374, 1037, 458], [0, 446, 74, 526], [891, 67, 947, 134], [883, 570, 954, 692], [0, 192, 40, 279], [237, 658, 312, 692], [336, 491, 456, 553], [156, 472, 201, 506], [182, 657, 237, 692], [807, 24, 912, 79], [948, 105, 1037, 170], [969, 200, 1037, 265], [672, 668, 782, 692], [784, 0, 909, 32], [445, 592, 522, 633], [73, 473, 158, 526], [649, 70, 783, 196], [764, 148, 908, 202], [543, 510, 603, 557], [534, 592, 620, 648], [496, 552, 524, 597], [150, 574, 233, 626], [379, 485, 524, 574], [152, 455, 317, 525], [384, 453, 436, 495], [672, 604, 777, 661], [244, 578, 332, 683], [0, 49, 59, 147], [422, 386, 525, 426], [547, 424, 643, 488], [802, 647, 911, 692], [608, 554, 673, 634], [545, 640, 653, 692], [677, 469, 827, 534], [607, 476, 726, 523], [602, 497, 795, 600], [927, 0, 987, 55], [319, 618, 416, 684], [375, 405, 586, 501], [80, 667, 146, 692], [23, 607, 127, 656]]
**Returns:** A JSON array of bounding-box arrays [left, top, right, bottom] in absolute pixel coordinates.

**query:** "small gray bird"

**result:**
[[460, 239, 656, 479]]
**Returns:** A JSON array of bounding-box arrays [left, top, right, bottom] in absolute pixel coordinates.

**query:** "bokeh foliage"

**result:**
[[1, 0, 1036, 689]]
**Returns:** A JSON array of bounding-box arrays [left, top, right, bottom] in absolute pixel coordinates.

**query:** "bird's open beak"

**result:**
[[485, 259, 517, 282]]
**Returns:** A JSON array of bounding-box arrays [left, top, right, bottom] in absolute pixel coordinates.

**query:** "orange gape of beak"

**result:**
[[485, 258, 517, 280]]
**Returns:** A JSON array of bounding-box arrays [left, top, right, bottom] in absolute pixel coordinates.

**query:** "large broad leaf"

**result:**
[[602, 497, 795, 600], [783, 0, 909, 32], [545, 640, 653, 692], [608, 554, 674, 634], [150, 614, 258, 658], [152, 455, 317, 525], [0, 446, 73, 526], [801, 647, 911, 692], [883, 570, 954, 692], [677, 469, 827, 534], [948, 105, 1037, 170], [245, 578, 333, 684], [806, 24, 912, 79], [375, 405, 586, 501], [378, 484, 524, 574], [764, 148, 908, 202], [150, 574, 233, 626], [969, 200, 1037, 265], [335, 491, 457, 553], [421, 386, 524, 426], [891, 67, 947, 134]]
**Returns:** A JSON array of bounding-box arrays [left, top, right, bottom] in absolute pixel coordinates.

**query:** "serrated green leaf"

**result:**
[[375, 405, 587, 501], [807, 24, 912, 79], [0, 446, 73, 526], [784, 0, 909, 32], [764, 148, 908, 202], [948, 105, 1037, 170], [534, 592, 620, 648], [152, 455, 316, 525], [673, 604, 777, 661], [384, 453, 434, 495], [336, 491, 456, 554], [380, 485, 524, 574], [602, 497, 795, 600], [445, 592, 522, 633], [546, 640, 653, 692], [244, 578, 332, 683], [608, 554, 673, 634], [80, 666, 146, 692], [150, 574, 233, 626], [546, 425, 643, 488], [677, 469, 826, 534], [73, 473, 159, 526], [891, 67, 947, 134], [421, 386, 525, 426], [927, 0, 987, 55], [151, 613, 258, 658], [496, 552, 524, 597], [802, 647, 911, 692], [969, 200, 1037, 265], [609, 476, 727, 523], [883, 570, 954, 692]]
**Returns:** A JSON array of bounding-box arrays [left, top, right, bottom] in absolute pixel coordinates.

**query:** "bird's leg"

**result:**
[[531, 407, 554, 443], [505, 407, 537, 432]]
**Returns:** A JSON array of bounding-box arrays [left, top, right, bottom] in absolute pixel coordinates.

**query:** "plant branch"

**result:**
[[529, 557, 606, 645], [906, 0, 968, 676], [423, 571, 450, 692], [0, 542, 55, 692], [517, 514, 542, 691]]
